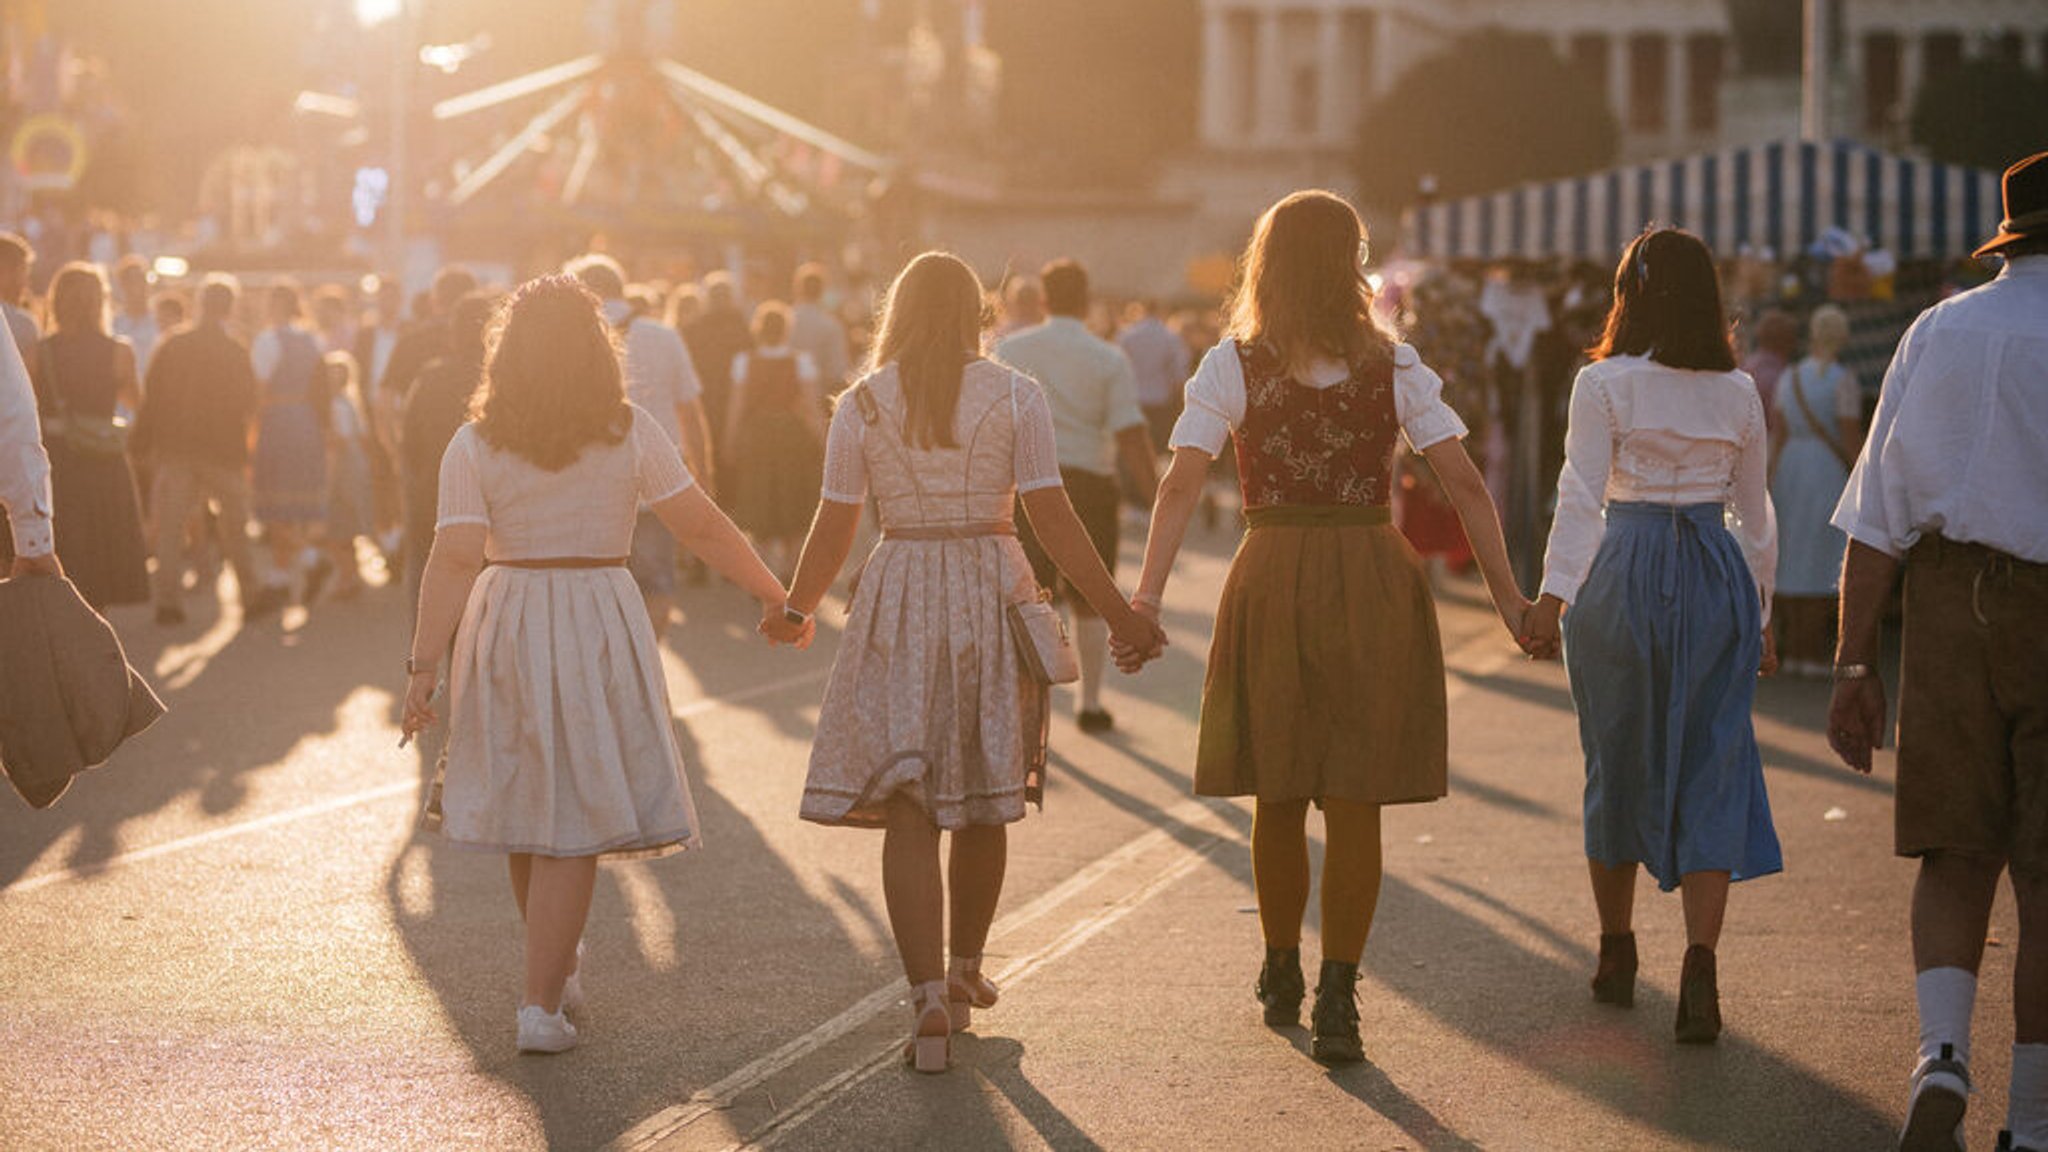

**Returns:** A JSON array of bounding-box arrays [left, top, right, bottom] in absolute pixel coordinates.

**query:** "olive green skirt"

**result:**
[[1194, 506, 1448, 805]]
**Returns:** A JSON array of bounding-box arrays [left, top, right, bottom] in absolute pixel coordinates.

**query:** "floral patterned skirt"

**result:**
[[801, 535, 1047, 830]]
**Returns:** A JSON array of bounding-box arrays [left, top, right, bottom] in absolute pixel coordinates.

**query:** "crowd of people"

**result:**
[[3, 154, 2045, 1150]]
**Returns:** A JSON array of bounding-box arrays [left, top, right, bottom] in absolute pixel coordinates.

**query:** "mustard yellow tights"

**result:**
[[1251, 798, 1384, 964]]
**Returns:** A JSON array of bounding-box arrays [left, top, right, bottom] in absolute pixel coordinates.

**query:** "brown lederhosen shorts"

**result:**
[[1017, 466, 1120, 602], [1895, 534, 2048, 875]]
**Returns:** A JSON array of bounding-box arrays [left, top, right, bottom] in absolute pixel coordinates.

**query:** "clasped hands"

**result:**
[[758, 601, 817, 649], [1508, 592, 1779, 677], [1109, 598, 1170, 675]]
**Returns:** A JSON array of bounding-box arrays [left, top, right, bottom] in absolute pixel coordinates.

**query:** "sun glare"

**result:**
[[353, 0, 402, 28]]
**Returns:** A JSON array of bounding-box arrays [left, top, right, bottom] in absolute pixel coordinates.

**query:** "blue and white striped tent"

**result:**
[[1398, 139, 2005, 263]]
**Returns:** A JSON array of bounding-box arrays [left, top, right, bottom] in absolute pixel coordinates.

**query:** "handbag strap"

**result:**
[[1791, 360, 1854, 468]]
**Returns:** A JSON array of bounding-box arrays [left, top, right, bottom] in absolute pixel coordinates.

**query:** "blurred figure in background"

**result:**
[[132, 275, 277, 625], [1742, 309, 1799, 441], [1117, 298, 1190, 458], [725, 301, 825, 578], [378, 267, 480, 405], [996, 276, 1044, 340], [0, 233, 41, 353], [250, 282, 332, 605], [789, 262, 851, 393], [320, 351, 374, 600], [310, 285, 357, 358], [111, 255, 160, 379], [664, 283, 704, 333], [683, 271, 753, 467], [1769, 305, 1860, 677], [30, 262, 149, 609], [151, 290, 188, 336], [400, 290, 497, 602]]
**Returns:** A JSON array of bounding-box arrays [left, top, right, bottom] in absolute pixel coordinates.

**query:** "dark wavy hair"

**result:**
[[1588, 227, 1737, 371], [1227, 190, 1396, 371], [866, 252, 987, 449], [472, 275, 630, 471]]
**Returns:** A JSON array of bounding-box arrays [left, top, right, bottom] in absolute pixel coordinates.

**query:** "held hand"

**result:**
[[400, 672, 438, 745], [1827, 675, 1887, 774], [1108, 606, 1168, 674], [1493, 589, 1532, 649], [758, 604, 811, 648], [1520, 596, 1564, 661], [1759, 627, 1780, 677], [8, 552, 62, 579]]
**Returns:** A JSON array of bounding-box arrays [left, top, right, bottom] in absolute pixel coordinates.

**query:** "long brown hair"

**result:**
[[866, 252, 986, 449], [1226, 190, 1396, 372], [48, 262, 109, 335], [1588, 227, 1736, 371], [473, 275, 630, 471]]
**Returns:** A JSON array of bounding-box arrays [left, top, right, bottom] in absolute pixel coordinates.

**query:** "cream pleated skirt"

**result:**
[[424, 565, 700, 859]]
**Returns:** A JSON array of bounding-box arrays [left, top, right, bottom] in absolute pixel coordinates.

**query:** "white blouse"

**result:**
[[1167, 339, 1470, 458], [436, 404, 694, 560], [1540, 355, 1777, 610], [820, 359, 1064, 505]]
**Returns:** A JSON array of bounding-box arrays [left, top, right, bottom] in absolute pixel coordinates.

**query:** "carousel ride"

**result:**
[[418, 0, 900, 240]]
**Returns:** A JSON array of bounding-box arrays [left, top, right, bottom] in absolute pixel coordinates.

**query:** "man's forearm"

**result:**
[[1836, 540, 1901, 666]]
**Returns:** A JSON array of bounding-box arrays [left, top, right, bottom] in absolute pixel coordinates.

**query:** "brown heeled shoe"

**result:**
[[1674, 944, 1721, 1044], [1590, 932, 1637, 1007]]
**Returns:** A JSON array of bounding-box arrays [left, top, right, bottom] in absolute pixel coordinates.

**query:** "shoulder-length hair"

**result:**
[[48, 262, 109, 335], [866, 252, 986, 449], [1588, 227, 1736, 371], [1226, 190, 1397, 371], [472, 275, 630, 471]]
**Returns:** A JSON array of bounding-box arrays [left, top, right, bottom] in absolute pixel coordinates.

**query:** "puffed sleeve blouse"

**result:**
[[818, 360, 1064, 505], [1538, 355, 1777, 614], [1167, 339, 1470, 457]]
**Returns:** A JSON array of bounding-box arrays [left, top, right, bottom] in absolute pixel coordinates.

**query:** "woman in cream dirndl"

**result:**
[[1129, 191, 1532, 1065], [764, 253, 1167, 1073], [401, 277, 791, 1055], [1522, 227, 1781, 1045]]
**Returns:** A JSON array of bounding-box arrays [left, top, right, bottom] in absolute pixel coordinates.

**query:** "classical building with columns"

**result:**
[[1179, 0, 2048, 221]]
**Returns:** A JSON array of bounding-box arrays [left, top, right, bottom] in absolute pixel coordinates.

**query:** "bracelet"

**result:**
[[1132, 591, 1163, 608], [1832, 662, 1877, 682], [405, 656, 438, 677]]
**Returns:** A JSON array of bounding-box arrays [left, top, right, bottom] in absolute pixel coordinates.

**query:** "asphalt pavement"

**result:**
[[0, 512, 2020, 1151]]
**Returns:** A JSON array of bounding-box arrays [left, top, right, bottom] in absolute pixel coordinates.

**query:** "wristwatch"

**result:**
[[782, 603, 813, 628], [1832, 662, 1876, 682], [405, 655, 437, 677]]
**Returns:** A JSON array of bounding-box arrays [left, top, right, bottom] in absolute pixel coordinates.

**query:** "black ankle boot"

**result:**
[[1256, 946, 1305, 1026], [1674, 944, 1721, 1044], [1591, 932, 1638, 1007], [1310, 959, 1363, 1065]]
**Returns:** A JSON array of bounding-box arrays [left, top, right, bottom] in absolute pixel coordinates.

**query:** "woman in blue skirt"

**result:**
[[1523, 227, 1781, 1045]]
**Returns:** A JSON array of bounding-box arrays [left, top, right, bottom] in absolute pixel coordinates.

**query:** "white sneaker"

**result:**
[[516, 1005, 579, 1054], [561, 941, 586, 1014], [1902, 1045, 1971, 1152]]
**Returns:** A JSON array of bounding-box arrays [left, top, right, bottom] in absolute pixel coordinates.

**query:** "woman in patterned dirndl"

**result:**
[[400, 277, 790, 1055], [1523, 227, 1781, 1045], [1129, 192, 1532, 1064], [765, 253, 1167, 1074]]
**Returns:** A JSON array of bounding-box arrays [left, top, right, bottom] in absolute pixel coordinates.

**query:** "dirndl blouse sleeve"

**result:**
[[1729, 387, 1778, 620], [1538, 365, 1614, 604], [630, 403, 695, 504], [819, 394, 868, 505], [1167, 340, 1245, 458], [435, 427, 489, 529], [1010, 373, 1064, 493], [1392, 343, 1469, 450]]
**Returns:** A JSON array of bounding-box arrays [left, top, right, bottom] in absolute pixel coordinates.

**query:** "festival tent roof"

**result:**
[[1398, 140, 2004, 263]]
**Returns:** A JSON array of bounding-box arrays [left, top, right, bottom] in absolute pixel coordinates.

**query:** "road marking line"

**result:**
[[0, 668, 832, 900], [730, 832, 1225, 1152], [609, 794, 1227, 1151]]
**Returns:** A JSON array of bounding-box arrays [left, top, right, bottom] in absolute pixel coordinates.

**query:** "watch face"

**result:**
[[783, 608, 809, 626]]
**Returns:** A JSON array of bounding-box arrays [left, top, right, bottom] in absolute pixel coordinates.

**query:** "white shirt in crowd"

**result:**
[[1832, 255, 2048, 564], [0, 319, 53, 558], [789, 301, 850, 389], [993, 316, 1145, 477], [730, 346, 821, 395], [1167, 339, 1470, 459], [1539, 354, 1777, 610], [602, 298, 701, 449], [1117, 315, 1189, 410]]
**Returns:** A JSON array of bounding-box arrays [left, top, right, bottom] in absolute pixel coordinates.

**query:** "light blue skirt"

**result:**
[[1563, 502, 1782, 892]]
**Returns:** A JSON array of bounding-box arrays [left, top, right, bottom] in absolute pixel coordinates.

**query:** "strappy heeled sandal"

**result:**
[[903, 980, 952, 1074], [946, 955, 1000, 1032]]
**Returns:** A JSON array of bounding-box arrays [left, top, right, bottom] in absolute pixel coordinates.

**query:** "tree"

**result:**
[[1909, 58, 2048, 173], [1352, 28, 1618, 215]]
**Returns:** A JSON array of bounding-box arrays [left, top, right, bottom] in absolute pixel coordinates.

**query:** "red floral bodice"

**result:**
[[1231, 342, 1400, 509]]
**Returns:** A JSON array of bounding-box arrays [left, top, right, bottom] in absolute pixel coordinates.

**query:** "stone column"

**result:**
[[1607, 35, 1631, 135], [1318, 5, 1347, 144], [1899, 30, 1922, 119], [1255, 7, 1287, 145], [1201, 2, 1236, 147], [1666, 32, 1688, 144]]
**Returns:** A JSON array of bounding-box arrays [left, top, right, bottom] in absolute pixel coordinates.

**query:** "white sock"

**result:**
[[1916, 966, 1978, 1067], [2012, 1044, 2048, 1147], [1075, 615, 1108, 714]]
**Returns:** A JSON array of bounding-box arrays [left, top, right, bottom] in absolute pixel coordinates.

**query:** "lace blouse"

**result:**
[[1540, 355, 1777, 609], [820, 359, 1063, 506], [1169, 339, 1469, 458], [436, 403, 694, 560]]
